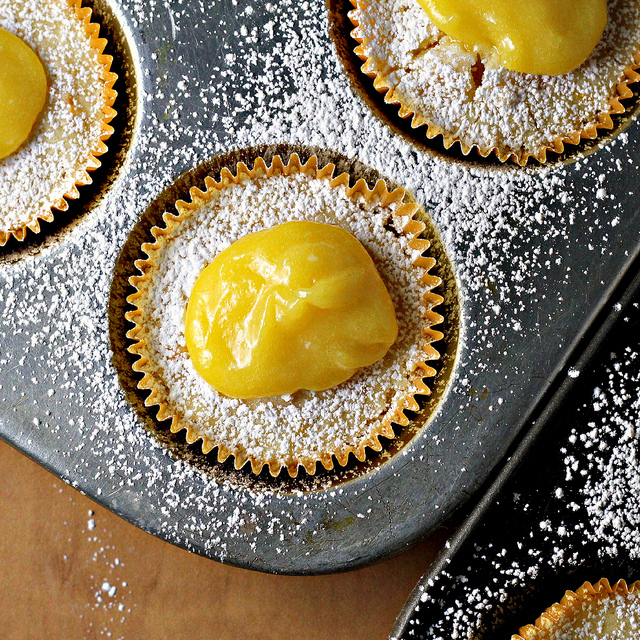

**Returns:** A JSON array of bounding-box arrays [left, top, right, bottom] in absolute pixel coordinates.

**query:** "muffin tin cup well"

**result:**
[[112, 144, 459, 494], [124, 152, 445, 478]]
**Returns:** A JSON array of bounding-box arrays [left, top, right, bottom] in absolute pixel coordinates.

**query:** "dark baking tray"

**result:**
[[1, 0, 640, 575], [392, 255, 640, 638]]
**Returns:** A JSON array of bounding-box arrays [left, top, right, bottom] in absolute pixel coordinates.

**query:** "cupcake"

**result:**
[[514, 578, 640, 639], [126, 154, 444, 477], [348, 0, 640, 164], [0, 0, 117, 245]]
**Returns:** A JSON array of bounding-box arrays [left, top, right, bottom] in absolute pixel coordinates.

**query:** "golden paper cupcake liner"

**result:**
[[126, 153, 444, 477], [513, 578, 640, 640], [348, 0, 640, 165], [0, 0, 118, 245]]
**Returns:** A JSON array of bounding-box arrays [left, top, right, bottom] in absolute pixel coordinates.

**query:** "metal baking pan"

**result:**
[[392, 259, 640, 639], [1, 0, 640, 574]]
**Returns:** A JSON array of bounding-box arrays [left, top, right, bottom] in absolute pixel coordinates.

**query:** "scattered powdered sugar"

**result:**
[[566, 345, 640, 559], [351, 0, 640, 159], [0, 0, 107, 234], [50, 484, 133, 639], [134, 171, 430, 469]]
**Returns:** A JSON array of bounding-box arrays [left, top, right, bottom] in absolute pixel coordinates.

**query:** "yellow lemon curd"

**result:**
[[415, 0, 607, 75], [185, 220, 399, 399], [0, 28, 47, 160]]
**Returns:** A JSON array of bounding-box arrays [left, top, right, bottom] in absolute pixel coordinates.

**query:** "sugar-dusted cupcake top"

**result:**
[[0, 0, 116, 245], [349, 0, 640, 163], [514, 579, 640, 640], [127, 156, 444, 477]]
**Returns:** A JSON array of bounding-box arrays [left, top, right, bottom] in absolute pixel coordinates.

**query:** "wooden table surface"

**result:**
[[0, 441, 449, 640]]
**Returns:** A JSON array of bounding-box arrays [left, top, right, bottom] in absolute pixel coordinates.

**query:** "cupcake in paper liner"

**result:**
[[348, 0, 640, 165], [0, 0, 117, 245], [126, 153, 444, 478], [513, 578, 640, 640]]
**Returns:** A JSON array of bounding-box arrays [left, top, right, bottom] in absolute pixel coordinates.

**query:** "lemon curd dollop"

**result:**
[[0, 27, 47, 160], [184, 220, 399, 400], [415, 0, 607, 76]]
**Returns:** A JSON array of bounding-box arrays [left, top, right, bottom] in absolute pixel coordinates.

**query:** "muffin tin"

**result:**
[[0, 0, 639, 574]]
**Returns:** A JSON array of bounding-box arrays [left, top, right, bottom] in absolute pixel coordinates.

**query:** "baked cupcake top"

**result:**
[[349, 0, 640, 163], [126, 156, 443, 477], [0, 0, 116, 245]]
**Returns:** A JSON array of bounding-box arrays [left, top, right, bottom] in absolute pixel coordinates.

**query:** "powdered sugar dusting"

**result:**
[[396, 304, 640, 639], [568, 346, 640, 559]]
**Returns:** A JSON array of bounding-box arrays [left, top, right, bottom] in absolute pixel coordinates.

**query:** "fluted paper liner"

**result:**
[[348, 0, 640, 165], [0, 0, 118, 245], [126, 154, 444, 477], [513, 578, 640, 640]]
